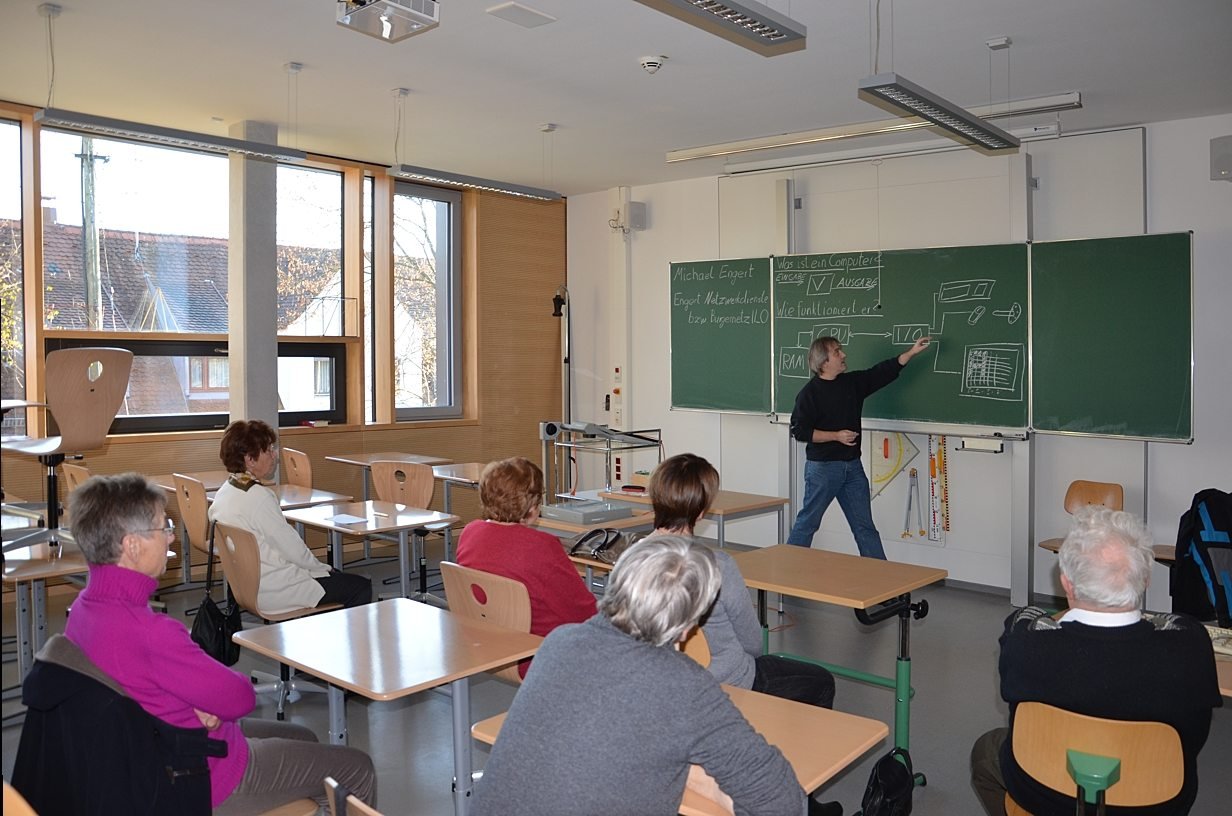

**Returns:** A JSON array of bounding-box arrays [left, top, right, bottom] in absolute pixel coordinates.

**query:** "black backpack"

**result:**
[[856, 747, 915, 816], [1171, 488, 1232, 626]]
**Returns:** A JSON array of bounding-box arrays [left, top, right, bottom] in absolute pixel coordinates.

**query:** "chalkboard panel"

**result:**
[[1031, 233, 1192, 440], [670, 257, 772, 412], [772, 244, 1029, 430]]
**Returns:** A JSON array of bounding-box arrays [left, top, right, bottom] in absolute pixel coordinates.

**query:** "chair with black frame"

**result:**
[[439, 560, 531, 684], [1004, 702, 1184, 816], [212, 521, 341, 720], [2, 347, 133, 552], [371, 460, 451, 598]]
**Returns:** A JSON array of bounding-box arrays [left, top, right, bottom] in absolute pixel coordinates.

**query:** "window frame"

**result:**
[[43, 336, 347, 433], [391, 181, 463, 421]]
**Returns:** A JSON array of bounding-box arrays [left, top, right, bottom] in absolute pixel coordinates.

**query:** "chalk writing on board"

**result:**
[[775, 263, 1026, 403], [671, 261, 770, 328]]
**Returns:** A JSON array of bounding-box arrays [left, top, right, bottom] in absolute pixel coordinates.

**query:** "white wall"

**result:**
[[567, 114, 1232, 599]]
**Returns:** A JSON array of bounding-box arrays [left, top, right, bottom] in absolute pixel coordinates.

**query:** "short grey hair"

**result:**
[[1059, 506, 1154, 609], [807, 336, 841, 376], [598, 535, 721, 647], [69, 473, 167, 566]]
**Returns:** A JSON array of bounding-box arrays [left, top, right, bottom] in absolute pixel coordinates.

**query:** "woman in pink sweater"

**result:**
[[64, 473, 375, 814]]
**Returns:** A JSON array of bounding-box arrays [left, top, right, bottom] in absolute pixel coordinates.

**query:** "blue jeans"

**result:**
[[787, 459, 886, 559]]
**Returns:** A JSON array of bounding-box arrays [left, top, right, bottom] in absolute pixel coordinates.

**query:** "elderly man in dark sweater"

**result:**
[[787, 334, 930, 557], [970, 507, 1221, 815], [472, 536, 836, 816]]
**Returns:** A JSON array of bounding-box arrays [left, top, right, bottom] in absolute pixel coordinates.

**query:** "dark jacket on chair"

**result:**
[[11, 634, 227, 816]]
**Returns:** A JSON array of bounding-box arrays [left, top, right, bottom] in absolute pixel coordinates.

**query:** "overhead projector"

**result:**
[[336, 0, 440, 43]]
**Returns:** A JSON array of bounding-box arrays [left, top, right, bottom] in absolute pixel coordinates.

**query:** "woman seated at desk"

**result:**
[[649, 453, 836, 709], [64, 473, 376, 814], [209, 420, 371, 613], [473, 535, 821, 816], [456, 456, 596, 678]]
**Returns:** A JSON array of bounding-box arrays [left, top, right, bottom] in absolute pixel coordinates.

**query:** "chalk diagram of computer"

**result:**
[[777, 276, 1025, 403]]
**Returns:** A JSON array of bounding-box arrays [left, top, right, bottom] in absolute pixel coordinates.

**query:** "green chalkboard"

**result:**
[[670, 257, 772, 412], [1031, 233, 1192, 440], [772, 244, 1029, 429]]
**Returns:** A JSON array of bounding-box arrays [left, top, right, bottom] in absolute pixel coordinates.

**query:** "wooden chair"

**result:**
[[1038, 481, 1126, 553], [259, 799, 320, 816], [324, 776, 384, 816], [280, 447, 313, 489], [172, 474, 216, 588], [1005, 702, 1183, 815], [213, 522, 341, 719], [439, 561, 531, 684], [3, 782, 38, 816], [2, 347, 133, 552], [60, 462, 93, 494], [371, 460, 450, 595], [680, 626, 711, 668]]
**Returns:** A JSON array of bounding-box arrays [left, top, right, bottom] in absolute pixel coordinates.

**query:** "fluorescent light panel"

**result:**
[[34, 108, 307, 162], [336, 0, 440, 43], [632, 0, 806, 57], [667, 91, 1080, 162], [858, 72, 1020, 152], [388, 164, 561, 201]]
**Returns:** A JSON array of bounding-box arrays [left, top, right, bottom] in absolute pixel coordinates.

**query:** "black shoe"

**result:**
[[807, 796, 843, 816]]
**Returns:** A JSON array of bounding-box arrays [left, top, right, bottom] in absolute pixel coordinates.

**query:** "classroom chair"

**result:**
[[259, 799, 320, 816], [1005, 702, 1183, 816], [2, 347, 133, 553], [680, 626, 711, 668], [1037, 481, 1125, 553], [324, 776, 384, 816], [371, 460, 452, 592], [439, 561, 531, 684], [212, 521, 342, 719], [280, 446, 313, 488]]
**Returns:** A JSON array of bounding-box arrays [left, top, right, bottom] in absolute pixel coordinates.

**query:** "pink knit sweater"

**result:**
[[65, 564, 256, 806]]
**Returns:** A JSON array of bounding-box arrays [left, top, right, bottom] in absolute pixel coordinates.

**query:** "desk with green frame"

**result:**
[[730, 545, 946, 784]]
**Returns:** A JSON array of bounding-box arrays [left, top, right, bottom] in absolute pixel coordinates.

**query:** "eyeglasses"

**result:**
[[135, 518, 177, 538]]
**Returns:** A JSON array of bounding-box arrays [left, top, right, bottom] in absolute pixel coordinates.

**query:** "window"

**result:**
[[1, 118, 23, 436], [39, 130, 229, 333], [392, 182, 461, 419], [277, 165, 349, 336], [188, 356, 230, 391], [313, 358, 331, 395]]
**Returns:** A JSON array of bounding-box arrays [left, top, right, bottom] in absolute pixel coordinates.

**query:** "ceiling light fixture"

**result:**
[[858, 72, 1020, 152], [34, 108, 307, 162], [336, 0, 440, 43], [666, 91, 1079, 162], [387, 164, 561, 201], [631, 0, 805, 57]]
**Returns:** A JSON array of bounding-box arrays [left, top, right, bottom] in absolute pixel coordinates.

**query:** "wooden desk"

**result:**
[[325, 452, 453, 500], [731, 545, 947, 768], [1217, 658, 1232, 698], [599, 489, 789, 547], [2, 542, 88, 679], [432, 463, 486, 558], [233, 599, 541, 816], [471, 684, 888, 816], [281, 500, 457, 599]]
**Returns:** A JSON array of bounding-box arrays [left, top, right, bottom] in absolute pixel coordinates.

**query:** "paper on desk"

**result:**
[[327, 513, 368, 524]]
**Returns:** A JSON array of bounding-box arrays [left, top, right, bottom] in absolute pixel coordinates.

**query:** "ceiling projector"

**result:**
[[336, 0, 440, 43]]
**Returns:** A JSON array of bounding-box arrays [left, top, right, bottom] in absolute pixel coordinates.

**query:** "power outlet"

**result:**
[[613, 407, 623, 426]]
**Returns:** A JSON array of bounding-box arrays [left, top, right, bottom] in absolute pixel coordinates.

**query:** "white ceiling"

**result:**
[[1, 0, 1230, 197]]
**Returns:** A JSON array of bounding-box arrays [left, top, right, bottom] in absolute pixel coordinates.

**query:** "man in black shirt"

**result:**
[[787, 334, 931, 557], [970, 507, 1221, 815]]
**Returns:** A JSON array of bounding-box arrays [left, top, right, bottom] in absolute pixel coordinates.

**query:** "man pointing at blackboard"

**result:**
[[786, 335, 932, 558]]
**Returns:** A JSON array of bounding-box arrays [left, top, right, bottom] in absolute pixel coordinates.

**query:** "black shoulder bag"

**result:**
[[856, 747, 914, 816], [568, 528, 634, 566], [188, 522, 242, 666]]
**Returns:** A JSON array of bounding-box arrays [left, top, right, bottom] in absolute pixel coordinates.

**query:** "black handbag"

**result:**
[[189, 523, 242, 666], [568, 528, 635, 566], [856, 747, 914, 816]]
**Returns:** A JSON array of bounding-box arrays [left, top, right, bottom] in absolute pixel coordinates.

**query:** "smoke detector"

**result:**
[[640, 55, 668, 75]]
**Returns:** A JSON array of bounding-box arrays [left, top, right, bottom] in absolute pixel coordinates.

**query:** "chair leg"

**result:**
[[277, 663, 290, 720]]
